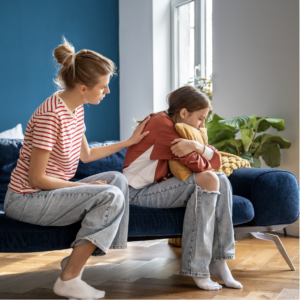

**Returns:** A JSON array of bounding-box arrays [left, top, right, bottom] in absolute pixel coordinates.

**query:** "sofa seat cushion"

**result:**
[[0, 195, 254, 253], [229, 168, 299, 226]]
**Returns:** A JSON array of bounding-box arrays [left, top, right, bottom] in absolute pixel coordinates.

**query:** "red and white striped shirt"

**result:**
[[8, 91, 85, 194]]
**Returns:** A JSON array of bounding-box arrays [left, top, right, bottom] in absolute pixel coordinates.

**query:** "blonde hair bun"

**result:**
[[53, 36, 116, 89], [53, 37, 75, 69]]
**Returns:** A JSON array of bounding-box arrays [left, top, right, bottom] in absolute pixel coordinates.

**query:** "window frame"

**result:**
[[171, 0, 207, 90]]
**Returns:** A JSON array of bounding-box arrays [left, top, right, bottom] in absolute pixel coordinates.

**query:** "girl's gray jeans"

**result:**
[[4, 171, 129, 256], [129, 172, 235, 278]]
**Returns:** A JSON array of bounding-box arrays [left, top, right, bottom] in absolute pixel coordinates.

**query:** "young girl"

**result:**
[[4, 38, 149, 299], [123, 85, 243, 291]]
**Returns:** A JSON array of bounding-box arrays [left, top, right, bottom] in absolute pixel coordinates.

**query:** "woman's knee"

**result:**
[[195, 171, 219, 191], [109, 171, 128, 188], [103, 186, 125, 208]]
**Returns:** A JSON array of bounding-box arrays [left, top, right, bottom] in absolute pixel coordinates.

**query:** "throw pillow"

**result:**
[[168, 123, 208, 181], [0, 124, 24, 139]]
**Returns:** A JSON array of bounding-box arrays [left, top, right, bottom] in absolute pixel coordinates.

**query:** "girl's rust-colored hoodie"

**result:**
[[122, 113, 221, 189]]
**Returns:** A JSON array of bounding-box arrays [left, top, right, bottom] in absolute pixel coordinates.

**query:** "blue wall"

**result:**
[[0, 0, 119, 142]]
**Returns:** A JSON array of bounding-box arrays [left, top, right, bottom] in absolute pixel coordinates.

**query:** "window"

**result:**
[[171, 0, 213, 89]]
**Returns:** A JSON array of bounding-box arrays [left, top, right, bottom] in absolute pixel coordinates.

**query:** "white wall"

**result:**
[[153, 0, 171, 113], [213, 0, 299, 180], [119, 0, 153, 141], [119, 0, 171, 140]]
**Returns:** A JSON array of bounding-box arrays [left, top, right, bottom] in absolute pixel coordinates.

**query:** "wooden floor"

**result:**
[[0, 234, 298, 299]]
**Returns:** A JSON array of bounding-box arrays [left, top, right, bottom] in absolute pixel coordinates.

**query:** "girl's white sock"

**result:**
[[53, 275, 105, 299], [193, 277, 222, 290], [209, 260, 243, 289]]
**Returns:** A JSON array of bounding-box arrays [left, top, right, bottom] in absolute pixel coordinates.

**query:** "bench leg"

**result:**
[[250, 232, 296, 271]]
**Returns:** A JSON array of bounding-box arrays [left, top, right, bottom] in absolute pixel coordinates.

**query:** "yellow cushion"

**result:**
[[168, 124, 208, 182], [175, 123, 208, 145], [212, 151, 251, 177]]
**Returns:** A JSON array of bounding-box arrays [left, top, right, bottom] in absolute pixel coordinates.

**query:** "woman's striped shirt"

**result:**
[[8, 91, 85, 194]]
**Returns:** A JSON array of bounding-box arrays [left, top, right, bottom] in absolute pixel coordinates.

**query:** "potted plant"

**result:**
[[206, 114, 291, 168]]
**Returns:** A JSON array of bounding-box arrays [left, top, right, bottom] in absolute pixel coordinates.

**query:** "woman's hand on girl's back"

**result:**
[[171, 139, 205, 157], [127, 117, 151, 146]]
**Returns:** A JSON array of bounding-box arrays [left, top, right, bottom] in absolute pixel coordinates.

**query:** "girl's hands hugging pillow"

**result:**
[[168, 123, 251, 180]]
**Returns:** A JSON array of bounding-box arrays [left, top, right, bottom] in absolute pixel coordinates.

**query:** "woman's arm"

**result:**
[[28, 147, 106, 190], [80, 117, 150, 163]]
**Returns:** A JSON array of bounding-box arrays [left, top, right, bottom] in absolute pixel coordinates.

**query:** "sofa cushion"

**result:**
[[0, 195, 254, 253], [229, 168, 299, 226], [0, 139, 23, 204]]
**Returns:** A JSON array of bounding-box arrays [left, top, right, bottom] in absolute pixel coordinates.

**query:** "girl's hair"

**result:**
[[136, 85, 212, 124], [53, 37, 117, 89]]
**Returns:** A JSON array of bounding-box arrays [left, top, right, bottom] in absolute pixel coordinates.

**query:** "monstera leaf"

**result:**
[[252, 158, 261, 168], [242, 115, 257, 129], [218, 115, 257, 128], [252, 134, 291, 167], [241, 129, 254, 152], [253, 117, 286, 133], [253, 134, 291, 153], [206, 114, 236, 143], [210, 130, 237, 148], [261, 141, 281, 167]]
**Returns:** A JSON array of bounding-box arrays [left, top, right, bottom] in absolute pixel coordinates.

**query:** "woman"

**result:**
[[4, 37, 149, 299]]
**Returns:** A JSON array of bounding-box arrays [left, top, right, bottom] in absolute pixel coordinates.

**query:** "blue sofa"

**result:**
[[0, 139, 299, 269]]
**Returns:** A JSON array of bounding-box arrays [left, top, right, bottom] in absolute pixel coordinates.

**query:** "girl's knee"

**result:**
[[195, 171, 219, 191]]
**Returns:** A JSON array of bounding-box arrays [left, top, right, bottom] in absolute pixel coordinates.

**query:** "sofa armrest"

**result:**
[[228, 168, 299, 226]]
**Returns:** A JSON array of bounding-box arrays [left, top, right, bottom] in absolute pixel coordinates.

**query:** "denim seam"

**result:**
[[211, 255, 235, 261], [59, 192, 106, 197], [71, 236, 108, 255], [216, 198, 222, 258], [180, 270, 210, 278], [110, 245, 127, 249], [4, 190, 14, 211], [188, 188, 199, 273], [19, 195, 31, 223], [102, 193, 112, 227]]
